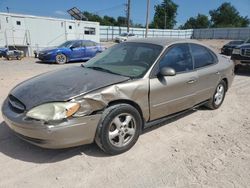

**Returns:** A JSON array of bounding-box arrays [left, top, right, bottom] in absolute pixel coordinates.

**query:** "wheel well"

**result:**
[[222, 78, 228, 91], [108, 99, 144, 123]]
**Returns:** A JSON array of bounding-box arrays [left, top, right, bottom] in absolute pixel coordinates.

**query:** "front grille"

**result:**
[[8, 95, 26, 113], [242, 49, 250, 57]]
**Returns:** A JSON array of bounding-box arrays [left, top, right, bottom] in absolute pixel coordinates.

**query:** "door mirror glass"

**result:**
[[159, 67, 176, 76]]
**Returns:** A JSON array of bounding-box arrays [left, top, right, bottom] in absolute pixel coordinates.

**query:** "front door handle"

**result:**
[[215, 71, 220, 75], [187, 79, 197, 84]]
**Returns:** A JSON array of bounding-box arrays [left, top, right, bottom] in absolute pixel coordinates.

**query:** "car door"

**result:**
[[70, 41, 85, 59], [149, 44, 198, 120], [189, 43, 221, 104], [83, 41, 98, 58]]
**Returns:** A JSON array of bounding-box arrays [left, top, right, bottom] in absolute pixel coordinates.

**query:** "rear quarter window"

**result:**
[[190, 44, 217, 69]]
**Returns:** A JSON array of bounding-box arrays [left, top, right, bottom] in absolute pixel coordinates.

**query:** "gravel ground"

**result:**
[[0, 40, 250, 188]]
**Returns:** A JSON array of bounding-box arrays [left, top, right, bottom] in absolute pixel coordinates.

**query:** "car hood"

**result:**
[[10, 66, 130, 110], [223, 44, 238, 48], [40, 47, 64, 54], [235, 43, 250, 49]]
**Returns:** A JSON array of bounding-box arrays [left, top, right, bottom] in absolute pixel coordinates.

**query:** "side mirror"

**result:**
[[70, 46, 75, 50], [159, 67, 176, 76]]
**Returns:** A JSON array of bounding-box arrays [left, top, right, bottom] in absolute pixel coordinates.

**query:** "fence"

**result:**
[[193, 27, 250, 40], [100, 26, 193, 41], [100, 26, 250, 41]]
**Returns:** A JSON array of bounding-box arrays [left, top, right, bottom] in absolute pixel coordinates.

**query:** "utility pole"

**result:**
[[145, 0, 150, 38], [164, 10, 167, 29], [164, 3, 167, 29], [127, 0, 131, 33]]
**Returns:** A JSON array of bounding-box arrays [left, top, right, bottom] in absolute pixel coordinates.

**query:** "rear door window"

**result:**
[[83, 41, 96, 47], [190, 44, 217, 69]]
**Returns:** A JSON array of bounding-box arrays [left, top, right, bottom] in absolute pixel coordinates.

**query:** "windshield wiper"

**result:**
[[86, 66, 125, 77]]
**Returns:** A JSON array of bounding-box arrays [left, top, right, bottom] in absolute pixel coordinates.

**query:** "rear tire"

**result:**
[[206, 80, 226, 110], [95, 104, 142, 155], [56, 54, 67, 64]]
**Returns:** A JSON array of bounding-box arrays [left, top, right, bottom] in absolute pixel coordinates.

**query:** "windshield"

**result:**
[[229, 41, 244, 45], [58, 41, 75, 48], [245, 38, 250, 43], [85, 42, 163, 78]]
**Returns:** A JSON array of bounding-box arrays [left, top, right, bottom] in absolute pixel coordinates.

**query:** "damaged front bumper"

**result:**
[[2, 99, 101, 149]]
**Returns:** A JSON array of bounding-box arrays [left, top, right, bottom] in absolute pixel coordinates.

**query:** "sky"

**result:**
[[0, 0, 249, 27]]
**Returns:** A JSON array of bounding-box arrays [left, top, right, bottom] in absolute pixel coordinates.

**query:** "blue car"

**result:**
[[38, 40, 106, 64], [0, 47, 8, 58]]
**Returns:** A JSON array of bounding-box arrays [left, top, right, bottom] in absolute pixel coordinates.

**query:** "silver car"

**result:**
[[2, 38, 234, 155], [115, 33, 136, 43]]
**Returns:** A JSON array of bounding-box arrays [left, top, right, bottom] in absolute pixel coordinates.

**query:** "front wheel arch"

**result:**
[[107, 99, 145, 127]]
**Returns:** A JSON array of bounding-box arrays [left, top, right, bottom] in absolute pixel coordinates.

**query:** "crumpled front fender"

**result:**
[[73, 79, 150, 121]]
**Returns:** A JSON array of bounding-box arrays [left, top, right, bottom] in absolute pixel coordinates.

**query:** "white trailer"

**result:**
[[0, 12, 100, 56]]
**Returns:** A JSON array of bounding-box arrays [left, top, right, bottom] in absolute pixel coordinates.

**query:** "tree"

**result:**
[[83, 11, 102, 23], [133, 23, 144, 28], [180, 14, 210, 29], [82, 11, 141, 28], [102, 16, 117, 26], [209, 2, 250, 28], [150, 0, 178, 29], [117, 16, 127, 27]]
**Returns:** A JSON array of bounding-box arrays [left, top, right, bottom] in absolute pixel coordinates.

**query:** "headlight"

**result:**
[[232, 49, 241, 54], [26, 102, 80, 121]]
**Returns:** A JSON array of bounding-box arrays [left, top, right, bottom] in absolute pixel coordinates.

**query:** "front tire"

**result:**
[[95, 104, 142, 155], [206, 80, 226, 110], [55, 54, 67, 64]]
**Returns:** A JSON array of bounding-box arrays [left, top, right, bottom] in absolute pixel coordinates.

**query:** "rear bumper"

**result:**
[[2, 99, 101, 149]]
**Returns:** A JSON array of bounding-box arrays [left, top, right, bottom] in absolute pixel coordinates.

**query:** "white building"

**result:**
[[0, 12, 100, 56]]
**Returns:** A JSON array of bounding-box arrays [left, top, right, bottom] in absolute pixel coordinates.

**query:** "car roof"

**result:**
[[128, 37, 201, 47], [128, 37, 218, 54], [67, 39, 95, 42]]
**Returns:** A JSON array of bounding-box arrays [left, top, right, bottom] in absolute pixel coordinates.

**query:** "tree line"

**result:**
[[83, 1, 249, 29], [83, 11, 143, 28]]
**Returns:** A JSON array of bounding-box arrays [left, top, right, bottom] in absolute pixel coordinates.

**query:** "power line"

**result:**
[[93, 4, 124, 14]]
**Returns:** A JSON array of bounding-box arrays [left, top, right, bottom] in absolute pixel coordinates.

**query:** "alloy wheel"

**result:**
[[214, 84, 225, 106], [108, 113, 136, 148], [56, 54, 67, 64]]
